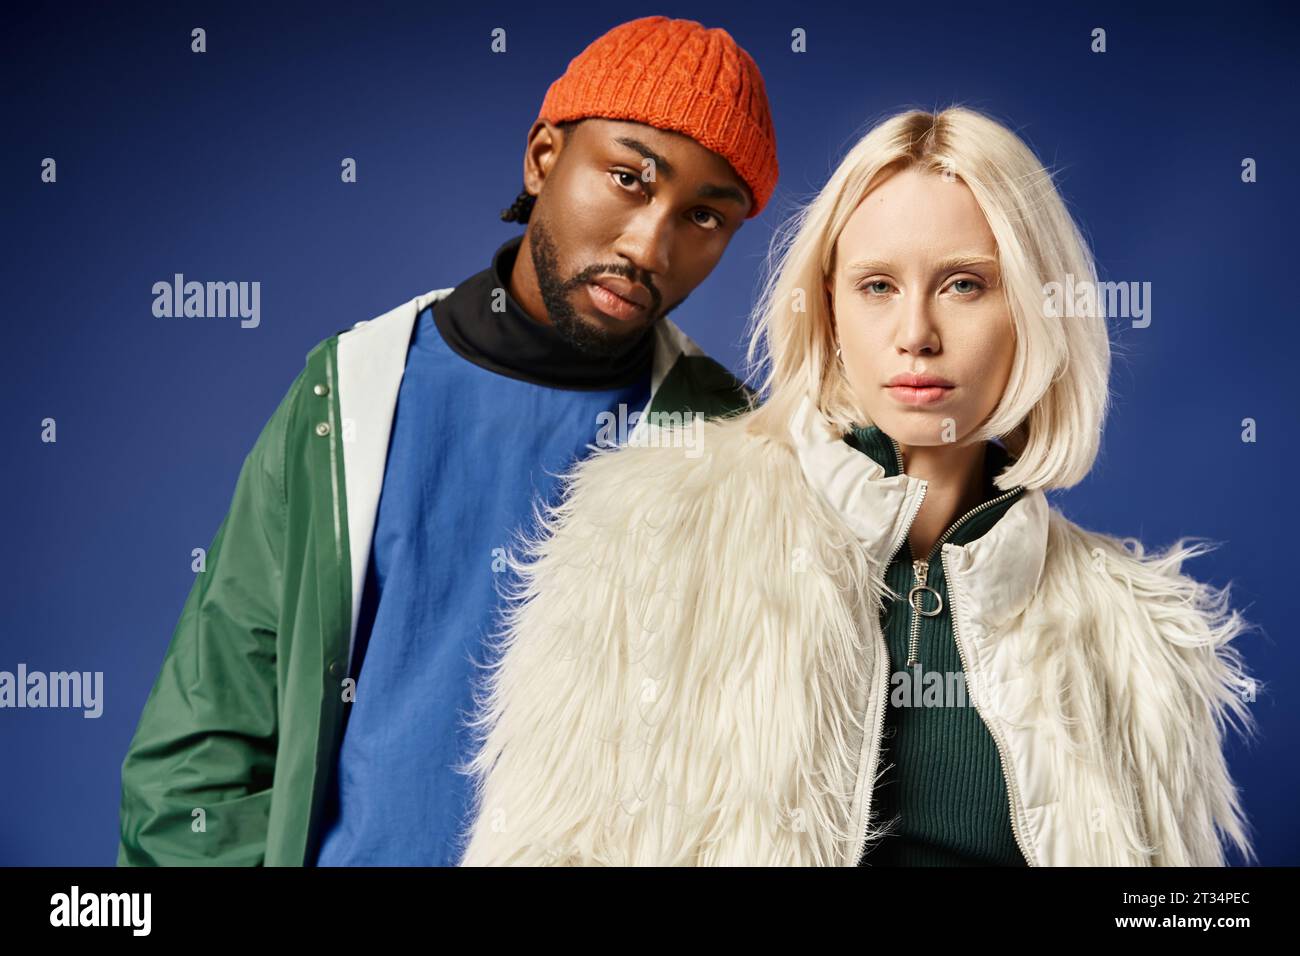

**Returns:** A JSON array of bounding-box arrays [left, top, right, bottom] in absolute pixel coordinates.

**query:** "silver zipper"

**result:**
[[893, 430, 1033, 863], [944, 546, 1037, 866], [906, 559, 942, 667], [904, 482, 1023, 670], [851, 432, 1030, 865], [849, 434, 923, 865]]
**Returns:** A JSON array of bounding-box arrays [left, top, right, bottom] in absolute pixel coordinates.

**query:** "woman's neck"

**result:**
[[899, 439, 990, 562]]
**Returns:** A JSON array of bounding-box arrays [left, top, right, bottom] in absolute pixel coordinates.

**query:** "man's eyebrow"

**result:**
[[613, 136, 751, 210], [696, 181, 750, 209], [614, 136, 675, 178]]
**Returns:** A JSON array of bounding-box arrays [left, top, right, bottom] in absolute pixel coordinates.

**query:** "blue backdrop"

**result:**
[[2, 0, 1295, 865]]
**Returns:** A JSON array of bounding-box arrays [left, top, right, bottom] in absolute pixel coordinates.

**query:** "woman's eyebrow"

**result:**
[[842, 254, 999, 273], [934, 255, 999, 272]]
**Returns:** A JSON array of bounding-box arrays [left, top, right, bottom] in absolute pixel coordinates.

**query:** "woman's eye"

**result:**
[[863, 280, 892, 295], [950, 278, 982, 295]]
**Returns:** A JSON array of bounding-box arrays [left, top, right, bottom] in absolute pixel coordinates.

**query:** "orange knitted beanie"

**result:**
[[536, 16, 779, 218]]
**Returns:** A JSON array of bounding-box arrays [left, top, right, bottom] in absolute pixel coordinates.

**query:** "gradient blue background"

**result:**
[[2, 0, 1295, 865]]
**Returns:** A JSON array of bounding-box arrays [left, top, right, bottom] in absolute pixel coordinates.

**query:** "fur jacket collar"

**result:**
[[456, 395, 1256, 866]]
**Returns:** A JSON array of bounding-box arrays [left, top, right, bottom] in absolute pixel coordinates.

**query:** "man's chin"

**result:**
[[583, 307, 656, 337], [555, 299, 656, 357]]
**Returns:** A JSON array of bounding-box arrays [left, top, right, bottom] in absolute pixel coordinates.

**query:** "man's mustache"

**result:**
[[568, 267, 662, 314]]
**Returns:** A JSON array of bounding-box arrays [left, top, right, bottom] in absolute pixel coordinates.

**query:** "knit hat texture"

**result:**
[[536, 16, 778, 218]]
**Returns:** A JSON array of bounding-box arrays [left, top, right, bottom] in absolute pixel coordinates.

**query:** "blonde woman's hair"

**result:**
[[742, 106, 1111, 491]]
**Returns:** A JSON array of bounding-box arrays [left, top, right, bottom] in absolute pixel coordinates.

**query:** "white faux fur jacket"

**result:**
[[455, 395, 1257, 866]]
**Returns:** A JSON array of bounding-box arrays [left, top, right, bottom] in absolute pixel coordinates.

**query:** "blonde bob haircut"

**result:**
[[742, 106, 1111, 491]]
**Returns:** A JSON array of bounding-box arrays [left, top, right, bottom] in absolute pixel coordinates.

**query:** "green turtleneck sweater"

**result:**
[[844, 424, 1029, 867]]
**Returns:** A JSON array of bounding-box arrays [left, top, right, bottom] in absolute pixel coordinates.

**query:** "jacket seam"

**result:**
[[278, 370, 307, 523]]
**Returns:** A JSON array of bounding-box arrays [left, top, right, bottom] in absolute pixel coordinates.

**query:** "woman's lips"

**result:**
[[887, 384, 955, 406], [586, 282, 646, 321]]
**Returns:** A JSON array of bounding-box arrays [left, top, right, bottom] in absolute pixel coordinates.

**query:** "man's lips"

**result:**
[[586, 281, 648, 321], [590, 276, 652, 310]]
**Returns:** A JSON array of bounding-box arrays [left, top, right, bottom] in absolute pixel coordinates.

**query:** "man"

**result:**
[[117, 15, 779, 866]]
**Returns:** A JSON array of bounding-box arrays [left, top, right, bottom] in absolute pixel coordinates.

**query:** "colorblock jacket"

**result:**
[[117, 286, 753, 866], [457, 395, 1258, 866]]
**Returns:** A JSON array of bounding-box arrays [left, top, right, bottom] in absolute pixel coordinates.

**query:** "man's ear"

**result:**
[[523, 120, 565, 197]]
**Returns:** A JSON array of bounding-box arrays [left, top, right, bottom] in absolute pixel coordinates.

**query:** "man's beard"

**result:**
[[528, 216, 675, 358]]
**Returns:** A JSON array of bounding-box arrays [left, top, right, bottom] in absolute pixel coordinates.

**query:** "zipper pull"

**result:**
[[906, 560, 927, 668], [906, 559, 944, 669]]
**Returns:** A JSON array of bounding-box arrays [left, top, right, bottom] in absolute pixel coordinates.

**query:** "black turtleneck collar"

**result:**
[[430, 234, 657, 391]]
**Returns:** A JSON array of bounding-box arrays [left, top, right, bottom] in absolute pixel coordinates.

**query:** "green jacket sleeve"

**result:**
[[117, 368, 305, 866]]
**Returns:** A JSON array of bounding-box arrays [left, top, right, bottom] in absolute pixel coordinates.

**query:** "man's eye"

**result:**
[[611, 170, 642, 191], [692, 210, 722, 230]]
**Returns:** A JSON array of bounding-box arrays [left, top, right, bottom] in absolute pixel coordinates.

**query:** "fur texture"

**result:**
[[453, 403, 1259, 866], [1013, 514, 1260, 864]]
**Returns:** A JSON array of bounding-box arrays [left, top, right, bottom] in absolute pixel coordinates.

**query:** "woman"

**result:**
[[453, 107, 1258, 866]]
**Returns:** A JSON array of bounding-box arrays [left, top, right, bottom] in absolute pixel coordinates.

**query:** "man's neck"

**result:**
[[507, 229, 553, 328], [427, 234, 655, 391]]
